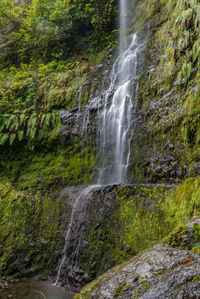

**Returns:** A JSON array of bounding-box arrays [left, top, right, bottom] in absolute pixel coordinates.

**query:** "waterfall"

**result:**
[[97, 0, 146, 185], [54, 185, 100, 286], [76, 85, 83, 112], [55, 0, 148, 287]]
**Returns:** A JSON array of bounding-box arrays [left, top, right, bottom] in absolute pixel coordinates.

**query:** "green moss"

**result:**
[[0, 183, 69, 278], [77, 281, 99, 299], [192, 224, 200, 241], [191, 276, 200, 283], [162, 177, 200, 226], [113, 186, 170, 263], [162, 225, 187, 248], [113, 284, 132, 297], [133, 292, 140, 298], [78, 177, 200, 285], [192, 244, 200, 255], [142, 283, 150, 290], [0, 142, 96, 190]]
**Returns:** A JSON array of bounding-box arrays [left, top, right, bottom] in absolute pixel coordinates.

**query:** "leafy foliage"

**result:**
[[0, 0, 117, 66]]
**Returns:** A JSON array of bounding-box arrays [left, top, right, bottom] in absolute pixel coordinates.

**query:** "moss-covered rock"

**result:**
[[76, 218, 200, 299], [128, 0, 200, 184], [0, 183, 72, 279]]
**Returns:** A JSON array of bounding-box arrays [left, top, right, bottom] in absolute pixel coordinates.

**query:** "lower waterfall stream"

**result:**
[[54, 185, 101, 286]]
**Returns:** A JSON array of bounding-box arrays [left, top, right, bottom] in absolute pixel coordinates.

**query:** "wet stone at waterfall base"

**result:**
[[0, 280, 75, 299]]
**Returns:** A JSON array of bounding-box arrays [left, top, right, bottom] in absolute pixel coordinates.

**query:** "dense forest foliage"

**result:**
[[0, 0, 117, 171], [0, 0, 117, 66]]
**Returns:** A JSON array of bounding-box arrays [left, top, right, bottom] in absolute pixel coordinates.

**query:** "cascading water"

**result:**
[[76, 85, 83, 111], [97, 9, 147, 184], [54, 185, 100, 286], [55, 0, 148, 287], [98, 34, 139, 185]]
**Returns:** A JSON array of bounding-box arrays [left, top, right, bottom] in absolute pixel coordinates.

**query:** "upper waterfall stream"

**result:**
[[98, 33, 143, 185]]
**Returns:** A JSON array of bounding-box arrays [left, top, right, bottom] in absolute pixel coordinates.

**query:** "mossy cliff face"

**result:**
[[0, 184, 79, 279], [129, 0, 200, 184]]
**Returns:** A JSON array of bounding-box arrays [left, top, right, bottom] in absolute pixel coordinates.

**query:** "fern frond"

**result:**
[[28, 116, 37, 129], [0, 124, 4, 133], [10, 122, 19, 131], [9, 133, 16, 145], [5, 115, 17, 129], [20, 113, 28, 125], [29, 127, 37, 139], [0, 133, 9, 145], [40, 114, 46, 126], [18, 130, 24, 141], [45, 113, 51, 128]]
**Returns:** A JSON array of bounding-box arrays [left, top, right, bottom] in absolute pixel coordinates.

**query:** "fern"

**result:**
[[10, 122, 19, 131], [192, 40, 200, 62], [45, 113, 51, 128], [0, 133, 9, 145], [40, 114, 46, 126], [38, 129, 46, 140], [176, 8, 193, 23], [20, 113, 28, 125], [29, 127, 37, 139], [0, 124, 4, 133], [182, 61, 192, 82], [9, 133, 16, 145], [5, 115, 17, 129], [52, 111, 56, 125], [28, 115, 37, 129], [18, 130, 24, 141]]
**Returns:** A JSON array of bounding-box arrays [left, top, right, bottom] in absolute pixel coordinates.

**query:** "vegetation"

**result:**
[[0, 0, 116, 189], [0, 0, 117, 66], [0, 0, 200, 294]]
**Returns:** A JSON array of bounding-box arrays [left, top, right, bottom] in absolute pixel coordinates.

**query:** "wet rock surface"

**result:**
[[0, 280, 74, 299], [78, 244, 200, 299], [77, 217, 200, 299]]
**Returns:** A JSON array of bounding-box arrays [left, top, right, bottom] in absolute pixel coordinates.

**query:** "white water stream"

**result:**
[[54, 185, 100, 285], [98, 33, 140, 184]]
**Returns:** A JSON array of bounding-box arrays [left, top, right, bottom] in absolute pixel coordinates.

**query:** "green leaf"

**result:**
[[5, 115, 17, 129], [45, 113, 51, 128], [28, 115, 37, 129], [0, 133, 9, 145], [40, 114, 46, 126], [10, 122, 19, 131], [52, 111, 56, 125], [9, 133, 16, 145], [29, 127, 37, 139], [0, 124, 4, 133], [18, 130, 24, 141], [20, 113, 28, 125]]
